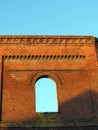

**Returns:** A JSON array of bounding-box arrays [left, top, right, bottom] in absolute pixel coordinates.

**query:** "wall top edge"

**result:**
[[0, 35, 95, 38], [0, 35, 95, 44]]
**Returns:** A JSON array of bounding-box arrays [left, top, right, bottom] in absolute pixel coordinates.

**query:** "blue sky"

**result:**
[[0, 0, 98, 37], [35, 78, 58, 112], [1, 0, 98, 112]]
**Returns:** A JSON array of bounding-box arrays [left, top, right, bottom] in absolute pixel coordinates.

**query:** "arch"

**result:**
[[31, 71, 63, 86], [35, 76, 58, 112]]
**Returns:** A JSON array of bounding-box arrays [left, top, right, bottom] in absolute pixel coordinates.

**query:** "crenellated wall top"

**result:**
[[0, 35, 95, 44]]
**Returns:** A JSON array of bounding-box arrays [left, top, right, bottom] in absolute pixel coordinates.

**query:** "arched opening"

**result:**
[[35, 76, 58, 112]]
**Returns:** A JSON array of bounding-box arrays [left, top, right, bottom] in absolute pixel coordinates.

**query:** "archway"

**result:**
[[35, 76, 58, 112]]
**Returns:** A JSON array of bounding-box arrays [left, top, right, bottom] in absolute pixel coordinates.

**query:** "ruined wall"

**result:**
[[0, 36, 98, 127]]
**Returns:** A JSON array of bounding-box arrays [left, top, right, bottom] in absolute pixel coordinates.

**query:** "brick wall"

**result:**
[[0, 36, 98, 127]]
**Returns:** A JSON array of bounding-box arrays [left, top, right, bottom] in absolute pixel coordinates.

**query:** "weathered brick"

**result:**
[[0, 35, 97, 127]]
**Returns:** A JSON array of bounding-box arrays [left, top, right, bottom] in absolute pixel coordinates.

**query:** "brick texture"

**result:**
[[0, 36, 98, 127]]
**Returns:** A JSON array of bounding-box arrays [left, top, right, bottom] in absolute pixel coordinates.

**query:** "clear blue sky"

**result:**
[[1, 0, 98, 112], [35, 78, 58, 112], [0, 0, 98, 37]]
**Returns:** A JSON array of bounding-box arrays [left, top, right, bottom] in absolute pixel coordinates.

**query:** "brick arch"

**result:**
[[31, 71, 63, 87]]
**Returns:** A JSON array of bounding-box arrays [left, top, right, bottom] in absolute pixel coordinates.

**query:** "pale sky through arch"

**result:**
[[35, 77, 58, 112]]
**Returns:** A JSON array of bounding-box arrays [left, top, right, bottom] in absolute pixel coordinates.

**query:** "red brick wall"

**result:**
[[0, 36, 98, 127]]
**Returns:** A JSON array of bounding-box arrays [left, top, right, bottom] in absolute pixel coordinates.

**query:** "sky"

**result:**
[[0, 0, 98, 37], [35, 77, 58, 112], [0, 0, 98, 112]]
